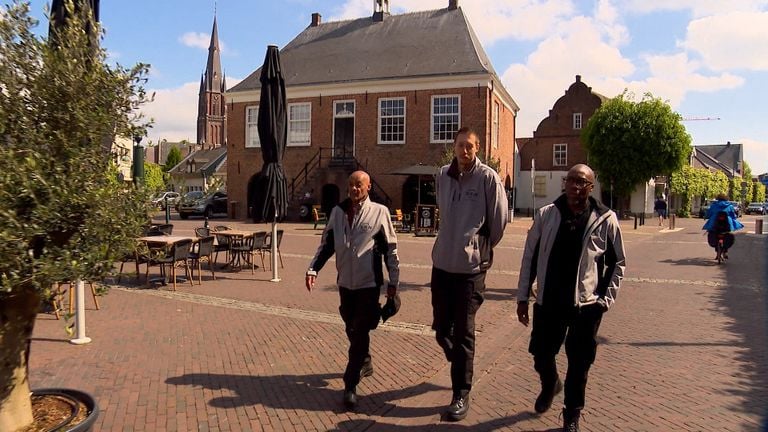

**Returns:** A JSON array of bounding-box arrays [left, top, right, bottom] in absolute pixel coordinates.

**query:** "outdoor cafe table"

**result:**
[[137, 236, 197, 285], [213, 230, 252, 270]]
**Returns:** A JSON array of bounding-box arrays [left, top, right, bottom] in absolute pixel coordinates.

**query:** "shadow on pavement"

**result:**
[[166, 372, 443, 416], [720, 235, 768, 423], [331, 411, 551, 432], [659, 257, 720, 267]]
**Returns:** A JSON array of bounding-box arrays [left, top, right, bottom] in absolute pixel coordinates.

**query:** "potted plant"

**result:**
[[0, 1, 151, 430]]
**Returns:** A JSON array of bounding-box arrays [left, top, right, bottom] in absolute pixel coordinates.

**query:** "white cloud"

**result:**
[[682, 12, 768, 71], [625, 0, 768, 17], [179, 32, 230, 54], [331, 0, 576, 44], [742, 138, 768, 174], [141, 77, 242, 145]]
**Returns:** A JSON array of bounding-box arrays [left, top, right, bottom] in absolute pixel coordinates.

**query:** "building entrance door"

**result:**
[[333, 101, 355, 160]]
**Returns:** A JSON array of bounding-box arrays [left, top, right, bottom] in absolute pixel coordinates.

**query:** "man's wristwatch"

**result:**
[[306, 270, 317, 277]]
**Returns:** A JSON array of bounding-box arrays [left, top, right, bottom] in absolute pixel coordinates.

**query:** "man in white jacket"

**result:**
[[305, 171, 400, 410], [517, 164, 626, 432], [431, 127, 509, 421]]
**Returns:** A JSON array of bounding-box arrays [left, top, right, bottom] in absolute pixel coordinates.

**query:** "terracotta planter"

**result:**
[[31, 388, 99, 432]]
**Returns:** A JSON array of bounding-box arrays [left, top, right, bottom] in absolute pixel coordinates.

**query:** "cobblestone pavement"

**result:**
[[28, 214, 768, 431]]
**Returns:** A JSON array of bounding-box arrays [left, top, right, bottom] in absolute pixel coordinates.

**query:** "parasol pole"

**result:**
[[270, 195, 280, 282]]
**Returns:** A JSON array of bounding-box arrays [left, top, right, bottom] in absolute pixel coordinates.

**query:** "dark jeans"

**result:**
[[529, 303, 604, 411], [430, 267, 486, 397], [339, 286, 380, 391]]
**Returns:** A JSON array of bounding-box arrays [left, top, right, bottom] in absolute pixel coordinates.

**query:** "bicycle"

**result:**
[[714, 233, 727, 264]]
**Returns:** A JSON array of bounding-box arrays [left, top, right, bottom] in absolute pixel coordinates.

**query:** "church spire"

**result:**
[[197, 15, 226, 148]]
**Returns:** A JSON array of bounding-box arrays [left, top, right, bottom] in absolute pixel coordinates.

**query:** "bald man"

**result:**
[[306, 171, 400, 410], [517, 164, 626, 432]]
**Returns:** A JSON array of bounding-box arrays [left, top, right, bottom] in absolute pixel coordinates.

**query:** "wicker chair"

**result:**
[[146, 239, 193, 291], [187, 236, 216, 284]]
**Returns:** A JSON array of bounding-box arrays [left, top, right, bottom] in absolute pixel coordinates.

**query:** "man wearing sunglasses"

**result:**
[[516, 164, 626, 432]]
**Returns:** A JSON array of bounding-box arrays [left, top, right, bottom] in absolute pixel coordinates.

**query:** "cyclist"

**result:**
[[702, 193, 743, 260]]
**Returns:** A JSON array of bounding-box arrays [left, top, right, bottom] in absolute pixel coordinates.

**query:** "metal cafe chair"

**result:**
[[261, 230, 284, 270], [146, 238, 193, 291], [187, 236, 216, 284]]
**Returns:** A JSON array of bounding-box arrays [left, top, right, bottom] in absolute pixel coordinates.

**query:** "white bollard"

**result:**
[[70, 279, 92, 345]]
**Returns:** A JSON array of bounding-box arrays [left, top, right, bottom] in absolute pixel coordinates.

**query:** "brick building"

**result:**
[[516, 75, 607, 211], [226, 0, 518, 220]]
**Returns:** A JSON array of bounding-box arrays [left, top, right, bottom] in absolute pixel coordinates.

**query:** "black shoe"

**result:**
[[343, 389, 357, 409], [534, 378, 563, 413], [447, 394, 470, 421], [562, 408, 581, 432], [360, 361, 374, 379]]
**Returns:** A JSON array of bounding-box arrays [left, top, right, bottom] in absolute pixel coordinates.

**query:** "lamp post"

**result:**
[[132, 134, 144, 186]]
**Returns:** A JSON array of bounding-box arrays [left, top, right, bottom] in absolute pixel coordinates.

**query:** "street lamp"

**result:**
[[132, 133, 145, 186]]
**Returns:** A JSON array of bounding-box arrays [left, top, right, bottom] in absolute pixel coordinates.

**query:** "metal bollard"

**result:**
[[640, 212, 645, 226], [634, 214, 638, 230], [757, 219, 764, 235], [669, 214, 676, 230]]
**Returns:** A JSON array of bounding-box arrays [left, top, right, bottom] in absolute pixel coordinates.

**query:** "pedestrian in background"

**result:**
[[430, 126, 509, 421], [305, 170, 400, 410], [654, 196, 667, 226], [517, 164, 626, 432]]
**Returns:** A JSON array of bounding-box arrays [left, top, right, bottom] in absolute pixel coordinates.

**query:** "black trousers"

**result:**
[[339, 286, 380, 391], [430, 267, 486, 397], [529, 303, 604, 411]]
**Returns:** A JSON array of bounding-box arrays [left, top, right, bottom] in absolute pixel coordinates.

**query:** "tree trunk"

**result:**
[[0, 287, 40, 431]]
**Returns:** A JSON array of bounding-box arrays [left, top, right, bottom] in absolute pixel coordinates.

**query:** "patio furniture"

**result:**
[[144, 238, 194, 291], [187, 236, 216, 284], [195, 227, 211, 238], [261, 230, 284, 270], [229, 231, 267, 273]]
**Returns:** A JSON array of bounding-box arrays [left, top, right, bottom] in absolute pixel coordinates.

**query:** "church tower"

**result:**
[[196, 16, 226, 149]]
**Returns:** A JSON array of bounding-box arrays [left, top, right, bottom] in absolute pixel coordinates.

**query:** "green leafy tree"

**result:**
[[164, 146, 182, 172], [144, 162, 166, 193], [0, 2, 151, 429], [582, 91, 692, 198], [740, 161, 754, 204]]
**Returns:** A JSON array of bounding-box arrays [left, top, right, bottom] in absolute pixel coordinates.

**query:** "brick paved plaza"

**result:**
[[28, 214, 768, 431]]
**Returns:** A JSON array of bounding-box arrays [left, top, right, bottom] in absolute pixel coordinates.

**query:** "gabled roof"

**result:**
[[694, 143, 743, 177], [230, 7, 500, 91], [169, 147, 227, 177]]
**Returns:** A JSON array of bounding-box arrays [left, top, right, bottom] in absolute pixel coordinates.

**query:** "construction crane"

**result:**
[[680, 116, 720, 121]]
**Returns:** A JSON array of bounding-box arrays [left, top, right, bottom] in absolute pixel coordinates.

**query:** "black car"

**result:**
[[177, 191, 228, 219]]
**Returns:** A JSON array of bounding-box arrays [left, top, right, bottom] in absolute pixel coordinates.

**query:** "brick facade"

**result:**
[[227, 85, 515, 220]]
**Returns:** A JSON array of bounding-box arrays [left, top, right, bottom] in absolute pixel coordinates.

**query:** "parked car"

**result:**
[[177, 191, 228, 219], [745, 202, 767, 215], [151, 191, 180, 208], [699, 200, 742, 218]]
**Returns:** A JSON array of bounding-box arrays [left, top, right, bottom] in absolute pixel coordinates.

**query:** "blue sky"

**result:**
[[24, 0, 768, 174]]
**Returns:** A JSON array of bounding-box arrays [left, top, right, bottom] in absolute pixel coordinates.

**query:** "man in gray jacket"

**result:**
[[305, 171, 400, 410], [517, 164, 626, 432], [431, 126, 508, 421]]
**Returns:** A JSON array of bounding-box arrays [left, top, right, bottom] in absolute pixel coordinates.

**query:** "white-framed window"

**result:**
[[378, 97, 405, 144], [288, 102, 311, 146], [492, 101, 500, 149], [573, 112, 582, 130], [431, 95, 460, 143], [534, 175, 547, 197], [553, 143, 567, 166], [246, 106, 260, 148], [334, 101, 355, 118]]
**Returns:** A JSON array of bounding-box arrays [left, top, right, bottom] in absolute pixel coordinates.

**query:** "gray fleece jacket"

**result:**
[[308, 196, 400, 290], [431, 157, 509, 274], [517, 195, 626, 310]]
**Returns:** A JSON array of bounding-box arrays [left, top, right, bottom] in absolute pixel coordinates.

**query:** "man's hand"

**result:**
[[305, 274, 316, 292], [517, 301, 529, 327], [386, 284, 397, 298]]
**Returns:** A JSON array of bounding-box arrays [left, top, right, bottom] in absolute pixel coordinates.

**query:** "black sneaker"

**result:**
[[343, 389, 357, 410], [535, 378, 563, 413], [562, 408, 581, 432], [360, 361, 374, 379], [447, 394, 470, 421]]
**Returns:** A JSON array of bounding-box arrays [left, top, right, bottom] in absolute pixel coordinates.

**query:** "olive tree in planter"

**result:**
[[0, 2, 151, 430]]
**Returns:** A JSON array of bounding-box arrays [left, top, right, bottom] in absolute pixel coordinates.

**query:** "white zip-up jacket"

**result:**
[[308, 196, 400, 290], [432, 157, 509, 274], [517, 196, 626, 310]]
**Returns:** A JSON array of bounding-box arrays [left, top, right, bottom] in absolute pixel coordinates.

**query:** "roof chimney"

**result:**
[[373, 0, 390, 22], [448, 0, 459, 9], [311, 12, 321, 27], [576, 74, 581, 82]]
